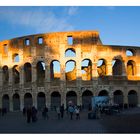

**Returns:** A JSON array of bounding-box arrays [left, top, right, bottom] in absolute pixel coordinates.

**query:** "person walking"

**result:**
[[75, 107, 80, 120], [23, 107, 26, 116], [60, 104, 64, 119], [31, 106, 37, 122], [56, 106, 61, 120], [26, 106, 32, 123], [42, 106, 49, 120], [68, 105, 74, 120]]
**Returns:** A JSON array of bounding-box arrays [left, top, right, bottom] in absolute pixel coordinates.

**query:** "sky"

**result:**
[[0, 6, 140, 46]]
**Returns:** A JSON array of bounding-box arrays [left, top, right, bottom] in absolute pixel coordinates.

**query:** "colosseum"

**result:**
[[0, 30, 140, 111]]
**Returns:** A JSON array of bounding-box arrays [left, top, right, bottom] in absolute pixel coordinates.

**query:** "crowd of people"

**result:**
[[22, 103, 81, 123]]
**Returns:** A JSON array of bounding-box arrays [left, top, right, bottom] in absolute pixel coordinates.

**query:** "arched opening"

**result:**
[[65, 48, 76, 57], [51, 92, 61, 110], [13, 94, 20, 111], [81, 59, 92, 80], [128, 90, 138, 107], [82, 90, 93, 110], [37, 92, 46, 111], [113, 90, 123, 108], [66, 91, 77, 106], [37, 61, 45, 82], [127, 60, 136, 76], [2, 94, 9, 111], [12, 65, 20, 84], [50, 60, 60, 80], [112, 59, 122, 76], [24, 93, 33, 108], [12, 53, 20, 62], [2, 65, 9, 85], [98, 90, 108, 96], [24, 63, 32, 83], [97, 59, 107, 76], [65, 60, 76, 81], [126, 49, 134, 56]]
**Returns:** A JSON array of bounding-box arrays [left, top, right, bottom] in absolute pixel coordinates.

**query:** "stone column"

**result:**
[[46, 93, 51, 109], [9, 68, 13, 85], [76, 47, 82, 79], [20, 94, 24, 110], [32, 92, 37, 108], [123, 94, 128, 108], [60, 64, 66, 81], [122, 60, 127, 76], [59, 44, 66, 81], [9, 94, 13, 111], [92, 62, 98, 79], [20, 66, 24, 85], [107, 61, 112, 76], [61, 91, 66, 107], [8, 51, 12, 85], [136, 63, 140, 77], [78, 92, 82, 107], [32, 65, 37, 82], [45, 64, 50, 82], [109, 91, 114, 104]]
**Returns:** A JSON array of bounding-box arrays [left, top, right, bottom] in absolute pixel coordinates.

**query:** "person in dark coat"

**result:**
[[32, 106, 37, 122], [26, 106, 32, 123], [42, 106, 49, 120], [60, 104, 64, 119], [23, 107, 26, 116]]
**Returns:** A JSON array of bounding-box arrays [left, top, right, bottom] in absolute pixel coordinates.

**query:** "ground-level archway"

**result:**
[[13, 94, 20, 111], [24, 93, 33, 108], [82, 90, 93, 110], [2, 94, 9, 111], [98, 90, 109, 96], [128, 90, 138, 107], [37, 92, 46, 110], [113, 90, 123, 108], [51, 92, 61, 110], [66, 91, 77, 106]]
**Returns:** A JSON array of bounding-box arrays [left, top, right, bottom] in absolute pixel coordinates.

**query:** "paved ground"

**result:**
[[0, 107, 140, 133]]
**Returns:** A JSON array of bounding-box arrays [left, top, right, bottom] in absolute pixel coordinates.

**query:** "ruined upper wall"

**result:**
[[0, 30, 140, 66]]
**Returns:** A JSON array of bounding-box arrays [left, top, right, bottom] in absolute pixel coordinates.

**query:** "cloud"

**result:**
[[67, 6, 79, 16], [0, 7, 75, 33]]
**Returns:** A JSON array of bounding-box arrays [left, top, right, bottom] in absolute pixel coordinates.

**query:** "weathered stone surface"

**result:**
[[0, 31, 140, 111]]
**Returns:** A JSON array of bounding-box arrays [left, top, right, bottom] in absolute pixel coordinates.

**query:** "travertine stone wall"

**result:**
[[0, 31, 140, 111]]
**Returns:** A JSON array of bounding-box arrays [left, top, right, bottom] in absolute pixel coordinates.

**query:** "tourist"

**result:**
[[23, 107, 26, 116], [56, 106, 61, 120], [68, 105, 74, 120], [42, 106, 49, 120], [75, 106, 80, 120], [26, 106, 32, 123], [32, 106, 38, 122], [60, 104, 64, 119]]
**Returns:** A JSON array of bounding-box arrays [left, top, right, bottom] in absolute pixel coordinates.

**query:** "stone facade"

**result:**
[[0, 31, 140, 111]]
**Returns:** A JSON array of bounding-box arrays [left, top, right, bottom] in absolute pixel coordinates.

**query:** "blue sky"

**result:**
[[0, 6, 140, 46]]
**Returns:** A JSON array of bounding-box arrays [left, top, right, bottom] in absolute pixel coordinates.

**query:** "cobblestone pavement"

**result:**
[[0, 108, 140, 133]]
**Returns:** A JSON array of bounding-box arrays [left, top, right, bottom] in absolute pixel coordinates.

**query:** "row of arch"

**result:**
[[11, 48, 135, 63], [1, 90, 138, 111], [2, 58, 136, 84]]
